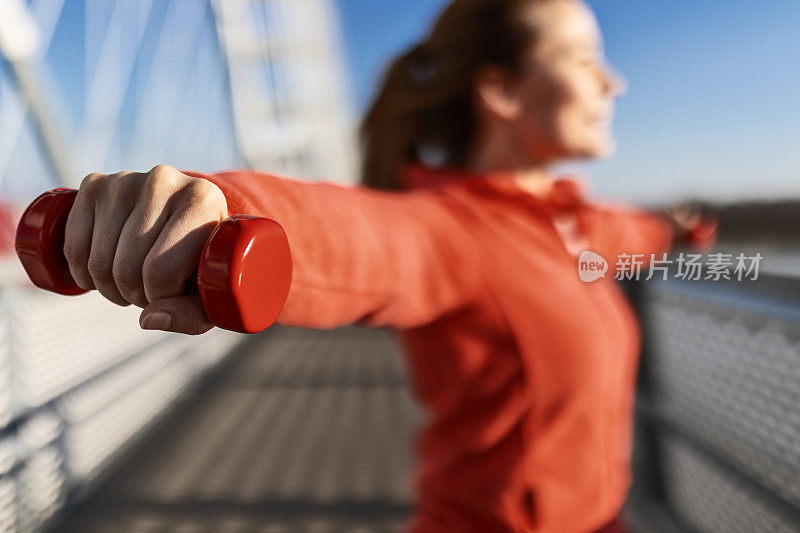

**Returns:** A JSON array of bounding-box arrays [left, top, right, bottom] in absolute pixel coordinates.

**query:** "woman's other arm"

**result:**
[[660, 203, 719, 252], [583, 200, 719, 272]]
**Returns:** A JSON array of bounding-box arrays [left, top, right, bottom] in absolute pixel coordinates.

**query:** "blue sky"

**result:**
[[335, 0, 800, 203], [3, 1, 798, 205]]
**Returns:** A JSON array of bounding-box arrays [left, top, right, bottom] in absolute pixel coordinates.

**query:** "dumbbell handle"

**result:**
[[14, 188, 292, 334]]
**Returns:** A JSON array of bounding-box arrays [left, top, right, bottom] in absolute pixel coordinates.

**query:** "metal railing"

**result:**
[[0, 276, 246, 531], [626, 272, 800, 532]]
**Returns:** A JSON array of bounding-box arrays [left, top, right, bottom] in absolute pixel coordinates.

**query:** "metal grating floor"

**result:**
[[51, 326, 422, 533]]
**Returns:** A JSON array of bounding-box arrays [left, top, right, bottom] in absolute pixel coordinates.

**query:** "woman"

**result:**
[[62, 0, 714, 531]]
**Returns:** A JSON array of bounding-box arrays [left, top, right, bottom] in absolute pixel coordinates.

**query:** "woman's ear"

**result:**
[[473, 66, 523, 121]]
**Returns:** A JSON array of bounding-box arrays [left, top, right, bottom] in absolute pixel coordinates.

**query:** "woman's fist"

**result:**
[[62, 165, 228, 335], [663, 202, 718, 252]]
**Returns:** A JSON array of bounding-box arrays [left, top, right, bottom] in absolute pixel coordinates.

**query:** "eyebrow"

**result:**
[[545, 38, 605, 59]]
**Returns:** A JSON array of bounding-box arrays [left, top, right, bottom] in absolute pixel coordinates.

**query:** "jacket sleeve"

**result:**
[[582, 200, 719, 272], [184, 170, 483, 330], [583, 200, 675, 271]]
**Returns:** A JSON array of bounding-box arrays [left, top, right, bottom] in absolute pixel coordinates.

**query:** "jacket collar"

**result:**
[[401, 163, 589, 212]]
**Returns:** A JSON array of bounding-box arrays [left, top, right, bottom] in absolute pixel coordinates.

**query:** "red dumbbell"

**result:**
[[14, 188, 292, 334]]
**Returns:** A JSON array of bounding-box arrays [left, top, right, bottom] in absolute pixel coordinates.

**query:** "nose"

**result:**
[[601, 62, 627, 98]]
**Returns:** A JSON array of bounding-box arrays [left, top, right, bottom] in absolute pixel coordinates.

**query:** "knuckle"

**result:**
[[145, 166, 182, 198], [86, 255, 112, 280], [62, 240, 84, 263], [185, 179, 226, 213], [111, 261, 139, 289], [112, 261, 148, 306], [63, 253, 92, 290], [150, 164, 174, 174], [118, 285, 148, 307], [148, 164, 177, 184], [80, 172, 105, 192]]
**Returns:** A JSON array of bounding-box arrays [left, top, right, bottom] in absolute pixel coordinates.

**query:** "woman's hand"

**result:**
[[663, 202, 718, 252], [665, 203, 702, 234], [63, 165, 228, 335]]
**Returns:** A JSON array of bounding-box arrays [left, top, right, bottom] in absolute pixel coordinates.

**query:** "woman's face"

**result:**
[[512, 0, 624, 162]]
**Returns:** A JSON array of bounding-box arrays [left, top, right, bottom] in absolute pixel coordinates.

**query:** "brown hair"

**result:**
[[360, 0, 557, 190]]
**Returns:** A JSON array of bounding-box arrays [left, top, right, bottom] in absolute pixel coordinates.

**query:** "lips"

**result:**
[[588, 116, 611, 128], [588, 106, 613, 125]]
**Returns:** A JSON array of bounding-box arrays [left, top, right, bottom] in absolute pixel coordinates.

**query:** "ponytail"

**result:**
[[359, 0, 551, 190]]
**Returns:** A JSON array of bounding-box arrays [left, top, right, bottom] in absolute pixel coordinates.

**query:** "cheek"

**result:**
[[554, 79, 614, 155], [520, 75, 613, 159], [553, 83, 591, 132]]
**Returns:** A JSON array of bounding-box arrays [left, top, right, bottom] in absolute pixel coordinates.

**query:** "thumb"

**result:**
[[139, 293, 214, 335]]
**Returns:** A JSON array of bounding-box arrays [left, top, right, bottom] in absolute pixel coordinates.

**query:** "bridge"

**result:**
[[0, 1, 798, 532]]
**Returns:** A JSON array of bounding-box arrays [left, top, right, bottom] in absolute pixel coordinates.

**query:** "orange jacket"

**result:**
[[190, 165, 713, 532]]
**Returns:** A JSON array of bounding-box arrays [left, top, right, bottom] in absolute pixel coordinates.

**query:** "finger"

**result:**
[[63, 175, 102, 291], [139, 293, 213, 335], [113, 178, 173, 308], [86, 175, 139, 307], [141, 209, 219, 304]]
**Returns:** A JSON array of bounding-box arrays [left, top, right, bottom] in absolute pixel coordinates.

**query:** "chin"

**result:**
[[594, 140, 616, 159], [573, 136, 616, 160], [564, 143, 614, 161]]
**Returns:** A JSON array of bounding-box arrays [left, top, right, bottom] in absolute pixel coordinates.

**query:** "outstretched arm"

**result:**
[[186, 170, 483, 330], [582, 200, 718, 271]]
